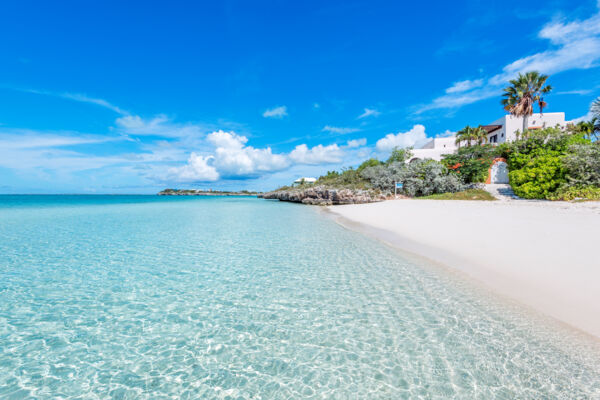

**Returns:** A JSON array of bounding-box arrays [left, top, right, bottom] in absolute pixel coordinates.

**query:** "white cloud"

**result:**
[[207, 130, 288, 177], [61, 93, 128, 115], [322, 125, 360, 134], [19, 88, 128, 115], [263, 106, 288, 119], [358, 108, 381, 119], [167, 153, 219, 182], [289, 143, 344, 164], [555, 89, 594, 95], [0, 129, 118, 149], [115, 114, 204, 138], [445, 79, 483, 93], [346, 138, 367, 148], [375, 125, 428, 152], [418, 5, 600, 113]]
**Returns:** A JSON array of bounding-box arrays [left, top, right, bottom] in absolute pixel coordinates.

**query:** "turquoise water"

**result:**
[[1, 195, 599, 399]]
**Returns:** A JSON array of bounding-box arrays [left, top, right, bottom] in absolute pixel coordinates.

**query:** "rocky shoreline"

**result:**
[[258, 186, 388, 205], [158, 189, 258, 196]]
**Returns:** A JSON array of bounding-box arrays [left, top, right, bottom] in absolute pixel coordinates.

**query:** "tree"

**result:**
[[501, 71, 552, 134], [357, 158, 382, 172], [568, 120, 597, 141], [455, 125, 487, 147], [385, 147, 413, 164], [473, 125, 488, 145], [592, 97, 600, 138], [455, 126, 475, 147]]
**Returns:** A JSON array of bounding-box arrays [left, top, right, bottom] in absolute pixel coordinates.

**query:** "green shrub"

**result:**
[[562, 143, 600, 187], [315, 167, 370, 189], [361, 159, 464, 196], [503, 128, 591, 199], [357, 158, 382, 172], [547, 186, 600, 201], [442, 145, 500, 183], [508, 150, 566, 199], [385, 147, 413, 164]]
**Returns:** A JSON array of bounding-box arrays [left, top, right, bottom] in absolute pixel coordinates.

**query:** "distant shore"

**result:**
[[158, 189, 259, 196], [327, 199, 600, 338]]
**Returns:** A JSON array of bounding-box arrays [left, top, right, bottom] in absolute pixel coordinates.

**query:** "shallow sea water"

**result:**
[[0, 195, 599, 399]]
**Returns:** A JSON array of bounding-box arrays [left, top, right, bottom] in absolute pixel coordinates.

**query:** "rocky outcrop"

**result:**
[[258, 186, 388, 205]]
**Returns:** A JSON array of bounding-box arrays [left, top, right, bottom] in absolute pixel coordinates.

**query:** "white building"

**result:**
[[482, 112, 566, 144], [409, 136, 457, 162], [408, 112, 568, 162], [293, 177, 317, 185]]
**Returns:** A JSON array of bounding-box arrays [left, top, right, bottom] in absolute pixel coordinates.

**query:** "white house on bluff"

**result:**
[[409, 112, 568, 162]]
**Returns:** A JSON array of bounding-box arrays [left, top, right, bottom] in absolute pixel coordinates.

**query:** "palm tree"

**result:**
[[473, 125, 488, 145], [592, 97, 600, 138], [570, 120, 596, 140], [455, 125, 488, 147], [501, 71, 552, 134], [455, 126, 475, 147]]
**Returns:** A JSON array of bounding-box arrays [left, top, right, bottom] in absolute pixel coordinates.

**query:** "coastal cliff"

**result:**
[[258, 186, 388, 205]]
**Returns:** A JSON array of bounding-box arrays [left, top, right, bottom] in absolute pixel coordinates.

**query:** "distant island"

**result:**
[[158, 189, 260, 196]]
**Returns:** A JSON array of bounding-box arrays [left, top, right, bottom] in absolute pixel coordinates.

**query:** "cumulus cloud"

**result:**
[[289, 143, 344, 164], [346, 138, 367, 148], [418, 4, 600, 113], [168, 153, 219, 182], [207, 130, 288, 177], [263, 106, 288, 119], [322, 125, 360, 134], [375, 125, 428, 152], [358, 108, 381, 119]]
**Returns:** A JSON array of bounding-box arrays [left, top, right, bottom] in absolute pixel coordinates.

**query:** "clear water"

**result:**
[[1, 195, 599, 399]]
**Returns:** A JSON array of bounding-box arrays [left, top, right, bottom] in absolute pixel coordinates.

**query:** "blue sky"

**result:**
[[1, 0, 599, 193]]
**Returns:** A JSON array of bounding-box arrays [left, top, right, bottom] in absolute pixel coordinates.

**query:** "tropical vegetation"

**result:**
[[501, 71, 552, 133], [273, 75, 599, 202], [455, 125, 488, 147]]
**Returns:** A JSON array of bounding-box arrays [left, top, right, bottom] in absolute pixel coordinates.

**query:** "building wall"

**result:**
[[410, 137, 457, 161], [488, 113, 566, 144]]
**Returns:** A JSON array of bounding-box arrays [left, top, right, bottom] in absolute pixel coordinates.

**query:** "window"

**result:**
[[490, 135, 498, 143]]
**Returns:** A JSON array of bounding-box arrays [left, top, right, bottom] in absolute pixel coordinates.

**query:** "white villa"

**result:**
[[293, 177, 317, 186], [409, 112, 568, 162], [482, 112, 566, 144]]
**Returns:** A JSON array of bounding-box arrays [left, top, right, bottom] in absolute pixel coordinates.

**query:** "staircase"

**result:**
[[484, 184, 520, 201]]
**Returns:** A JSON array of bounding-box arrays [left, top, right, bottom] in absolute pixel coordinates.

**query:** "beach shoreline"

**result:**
[[325, 199, 600, 339]]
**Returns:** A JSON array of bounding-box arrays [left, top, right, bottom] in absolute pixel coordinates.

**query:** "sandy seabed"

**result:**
[[327, 199, 600, 339]]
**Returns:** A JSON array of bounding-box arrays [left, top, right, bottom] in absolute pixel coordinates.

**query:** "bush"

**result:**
[[562, 143, 600, 187], [315, 167, 370, 189], [508, 149, 566, 199], [442, 145, 500, 183], [362, 159, 464, 197], [503, 128, 590, 199], [547, 186, 600, 201], [385, 147, 413, 164], [357, 158, 382, 172]]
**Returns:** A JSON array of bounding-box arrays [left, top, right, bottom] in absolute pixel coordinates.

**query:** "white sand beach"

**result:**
[[327, 199, 600, 338]]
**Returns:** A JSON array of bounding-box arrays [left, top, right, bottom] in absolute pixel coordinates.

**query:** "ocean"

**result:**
[[1, 195, 599, 398]]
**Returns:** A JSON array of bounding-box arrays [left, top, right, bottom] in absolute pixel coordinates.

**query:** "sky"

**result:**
[[1, 0, 599, 194]]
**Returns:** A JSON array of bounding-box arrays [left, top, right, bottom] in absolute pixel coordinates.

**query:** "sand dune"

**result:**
[[327, 199, 600, 338]]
